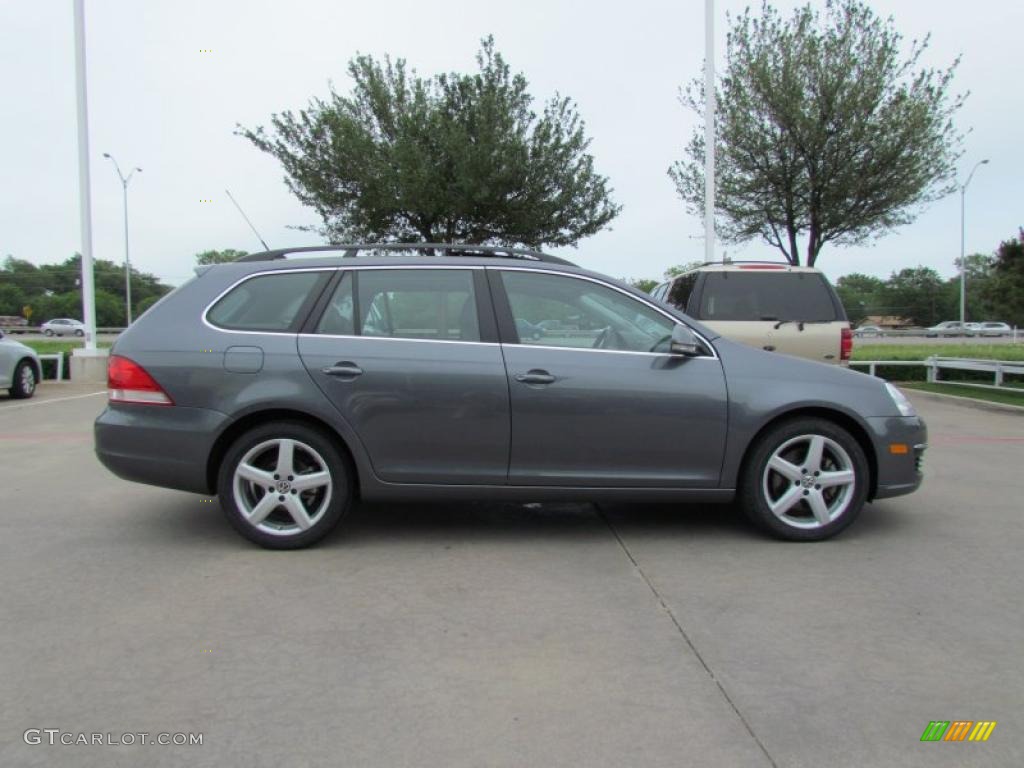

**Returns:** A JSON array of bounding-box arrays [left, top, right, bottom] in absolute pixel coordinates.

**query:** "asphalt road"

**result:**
[[1, 385, 1021, 767]]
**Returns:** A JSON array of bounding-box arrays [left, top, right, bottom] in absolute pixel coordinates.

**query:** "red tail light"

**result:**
[[108, 355, 173, 405], [840, 327, 853, 362]]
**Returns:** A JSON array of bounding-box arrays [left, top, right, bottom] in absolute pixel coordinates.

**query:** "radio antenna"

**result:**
[[225, 189, 270, 251]]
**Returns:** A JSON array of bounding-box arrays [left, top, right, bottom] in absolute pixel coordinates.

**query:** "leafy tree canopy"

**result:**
[[670, 0, 965, 266], [196, 248, 249, 265], [0, 255, 171, 326], [240, 36, 620, 249]]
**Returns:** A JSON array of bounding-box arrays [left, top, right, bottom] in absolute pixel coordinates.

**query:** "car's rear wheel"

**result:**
[[739, 418, 869, 541], [217, 421, 353, 549], [75, 329, 84, 337], [9, 360, 37, 399]]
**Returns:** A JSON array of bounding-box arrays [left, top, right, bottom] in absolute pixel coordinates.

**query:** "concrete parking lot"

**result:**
[[1, 384, 1021, 767]]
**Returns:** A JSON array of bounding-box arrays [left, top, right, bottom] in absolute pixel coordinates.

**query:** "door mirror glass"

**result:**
[[670, 324, 700, 356]]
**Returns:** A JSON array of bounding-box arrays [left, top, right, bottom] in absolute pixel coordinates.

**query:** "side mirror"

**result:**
[[670, 324, 700, 356]]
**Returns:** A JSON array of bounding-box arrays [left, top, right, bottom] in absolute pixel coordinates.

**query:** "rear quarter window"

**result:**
[[697, 272, 839, 322], [207, 271, 325, 331], [667, 273, 699, 313]]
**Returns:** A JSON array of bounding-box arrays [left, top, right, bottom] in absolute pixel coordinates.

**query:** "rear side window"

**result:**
[[207, 272, 323, 331], [356, 269, 480, 342], [697, 272, 838, 322], [667, 273, 699, 313]]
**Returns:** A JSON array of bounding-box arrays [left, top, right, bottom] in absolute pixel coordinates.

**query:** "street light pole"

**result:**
[[959, 158, 989, 327], [704, 0, 716, 264], [103, 154, 141, 326], [73, 0, 97, 350]]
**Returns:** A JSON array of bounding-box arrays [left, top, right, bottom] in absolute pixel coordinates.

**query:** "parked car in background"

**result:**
[[94, 244, 925, 549], [514, 318, 544, 340], [0, 329, 40, 398], [650, 261, 851, 365], [925, 321, 976, 337], [854, 325, 884, 337], [41, 318, 86, 337], [976, 321, 1012, 337]]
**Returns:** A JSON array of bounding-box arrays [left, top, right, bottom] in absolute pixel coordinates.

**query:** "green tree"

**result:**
[[881, 267, 953, 326], [135, 295, 162, 316], [664, 262, 704, 279], [196, 248, 249, 265], [670, 0, 965, 266], [0, 254, 171, 325], [627, 278, 658, 293], [835, 273, 885, 325], [977, 230, 1024, 326], [240, 37, 620, 248]]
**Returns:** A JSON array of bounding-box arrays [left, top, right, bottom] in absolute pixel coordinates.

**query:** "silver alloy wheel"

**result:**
[[232, 438, 333, 536], [762, 434, 856, 530], [20, 364, 36, 395]]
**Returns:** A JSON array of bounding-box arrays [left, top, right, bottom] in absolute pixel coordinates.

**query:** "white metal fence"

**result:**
[[850, 356, 1024, 391]]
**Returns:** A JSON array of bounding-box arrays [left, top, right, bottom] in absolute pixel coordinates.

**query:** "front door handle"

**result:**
[[322, 362, 363, 378], [514, 369, 556, 385]]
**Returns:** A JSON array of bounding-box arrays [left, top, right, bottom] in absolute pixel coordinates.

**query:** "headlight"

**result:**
[[885, 383, 916, 417]]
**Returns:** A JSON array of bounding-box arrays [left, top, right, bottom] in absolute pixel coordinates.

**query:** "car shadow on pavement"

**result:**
[[139, 495, 908, 551], [333, 500, 757, 548]]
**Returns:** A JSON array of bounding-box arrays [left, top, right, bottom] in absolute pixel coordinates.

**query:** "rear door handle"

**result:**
[[514, 370, 556, 385], [322, 362, 363, 378]]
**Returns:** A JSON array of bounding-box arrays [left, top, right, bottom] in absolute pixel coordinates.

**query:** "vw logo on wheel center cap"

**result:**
[[276, 480, 291, 493]]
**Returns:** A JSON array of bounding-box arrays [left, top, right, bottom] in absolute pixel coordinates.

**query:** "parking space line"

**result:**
[[595, 504, 779, 768], [0, 391, 106, 413]]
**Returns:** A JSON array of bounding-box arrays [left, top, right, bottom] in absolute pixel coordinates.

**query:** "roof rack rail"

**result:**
[[237, 243, 576, 266], [700, 259, 796, 267]]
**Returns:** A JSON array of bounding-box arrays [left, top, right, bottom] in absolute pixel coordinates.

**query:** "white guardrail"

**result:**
[[850, 356, 1024, 391]]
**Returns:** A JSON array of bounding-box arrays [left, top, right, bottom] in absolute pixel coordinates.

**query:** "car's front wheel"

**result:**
[[217, 421, 353, 549], [43, 329, 54, 337], [9, 360, 37, 399], [739, 418, 869, 541]]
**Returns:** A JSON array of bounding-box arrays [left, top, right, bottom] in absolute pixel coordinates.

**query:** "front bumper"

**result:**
[[95, 403, 228, 494], [866, 415, 927, 500]]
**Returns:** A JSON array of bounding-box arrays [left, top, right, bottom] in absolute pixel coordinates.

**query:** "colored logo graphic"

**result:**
[[920, 721, 997, 742]]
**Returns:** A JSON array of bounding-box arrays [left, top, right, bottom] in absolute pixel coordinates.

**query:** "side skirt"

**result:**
[[360, 482, 735, 504]]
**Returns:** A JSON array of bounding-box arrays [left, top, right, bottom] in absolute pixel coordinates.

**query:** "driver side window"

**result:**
[[499, 271, 675, 353]]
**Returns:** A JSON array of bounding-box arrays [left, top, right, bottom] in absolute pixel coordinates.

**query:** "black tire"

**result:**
[[738, 417, 869, 541], [75, 329, 84, 337], [43, 329, 54, 337], [9, 359, 37, 399], [217, 420, 353, 549]]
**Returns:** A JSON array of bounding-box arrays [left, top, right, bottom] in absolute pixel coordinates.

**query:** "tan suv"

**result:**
[[651, 262, 852, 365]]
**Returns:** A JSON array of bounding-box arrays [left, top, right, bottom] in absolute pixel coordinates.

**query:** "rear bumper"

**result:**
[[94, 403, 227, 494], [866, 415, 927, 500]]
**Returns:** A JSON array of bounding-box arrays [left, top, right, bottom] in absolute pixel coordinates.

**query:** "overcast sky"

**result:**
[[1, 0, 1020, 287]]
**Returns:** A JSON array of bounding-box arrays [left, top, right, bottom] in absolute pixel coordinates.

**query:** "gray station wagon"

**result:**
[[94, 245, 926, 548]]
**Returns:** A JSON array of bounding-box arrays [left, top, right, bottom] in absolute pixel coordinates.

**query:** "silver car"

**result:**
[[41, 318, 86, 337], [0, 330, 40, 398]]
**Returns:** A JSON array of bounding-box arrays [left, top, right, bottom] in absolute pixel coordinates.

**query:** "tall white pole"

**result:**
[[959, 159, 989, 328], [959, 186, 966, 328], [73, 0, 97, 350], [704, 0, 716, 264], [122, 179, 132, 326]]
